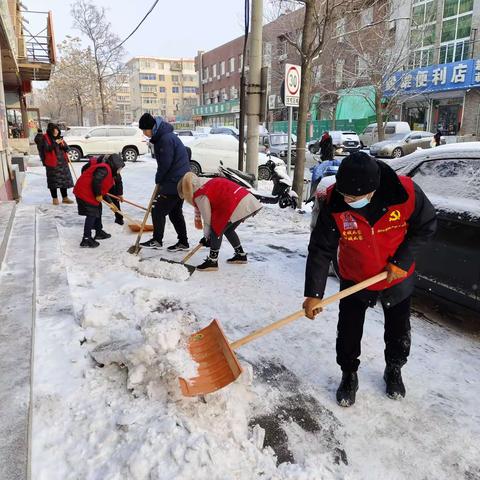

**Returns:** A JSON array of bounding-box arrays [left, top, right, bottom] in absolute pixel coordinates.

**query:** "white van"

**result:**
[[359, 122, 411, 148], [66, 126, 149, 162]]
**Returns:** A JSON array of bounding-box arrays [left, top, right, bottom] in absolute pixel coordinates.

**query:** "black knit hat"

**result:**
[[138, 112, 156, 130], [336, 152, 381, 196]]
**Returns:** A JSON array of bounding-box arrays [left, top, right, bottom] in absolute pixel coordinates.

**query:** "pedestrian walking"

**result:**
[[138, 113, 190, 251], [303, 152, 437, 407], [34, 128, 45, 164], [318, 131, 335, 160], [73, 154, 125, 248], [177, 172, 262, 271], [42, 123, 74, 205], [433, 130, 442, 147]]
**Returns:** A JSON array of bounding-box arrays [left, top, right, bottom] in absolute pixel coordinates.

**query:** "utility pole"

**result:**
[[245, 0, 263, 181]]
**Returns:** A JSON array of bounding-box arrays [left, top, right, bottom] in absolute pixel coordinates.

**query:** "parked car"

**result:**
[[359, 121, 411, 148], [370, 131, 438, 158], [175, 130, 195, 137], [67, 126, 149, 162], [188, 134, 271, 179], [210, 126, 239, 139], [390, 143, 480, 313], [308, 131, 361, 154], [63, 126, 91, 137], [259, 132, 297, 164]]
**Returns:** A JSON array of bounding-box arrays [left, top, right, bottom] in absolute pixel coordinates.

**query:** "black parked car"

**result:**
[[390, 143, 480, 314]]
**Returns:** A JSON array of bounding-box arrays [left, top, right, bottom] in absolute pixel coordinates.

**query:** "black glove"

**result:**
[[199, 236, 210, 247]]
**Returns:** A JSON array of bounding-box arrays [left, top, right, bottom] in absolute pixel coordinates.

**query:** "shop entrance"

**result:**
[[434, 103, 462, 136]]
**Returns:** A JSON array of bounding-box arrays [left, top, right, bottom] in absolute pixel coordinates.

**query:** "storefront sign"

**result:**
[[385, 59, 480, 96], [193, 99, 240, 117]]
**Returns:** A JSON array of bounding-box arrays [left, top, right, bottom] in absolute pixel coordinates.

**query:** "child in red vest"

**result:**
[[73, 154, 125, 248], [177, 172, 262, 271]]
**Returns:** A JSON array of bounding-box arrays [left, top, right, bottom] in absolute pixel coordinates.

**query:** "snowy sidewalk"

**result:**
[[18, 158, 480, 479]]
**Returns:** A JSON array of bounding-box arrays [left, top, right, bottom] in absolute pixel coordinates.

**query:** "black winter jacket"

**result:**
[[304, 161, 437, 307]]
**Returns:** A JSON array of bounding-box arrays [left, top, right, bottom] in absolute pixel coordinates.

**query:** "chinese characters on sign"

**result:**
[[385, 59, 480, 96]]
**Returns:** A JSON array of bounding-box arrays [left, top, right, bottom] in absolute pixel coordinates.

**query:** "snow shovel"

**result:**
[[140, 243, 203, 276], [179, 271, 389, 397], [127, 185, 159, 255], [107, 193, 148, 211], [106, 194, 154, 232], [102, 200, 142, 229]]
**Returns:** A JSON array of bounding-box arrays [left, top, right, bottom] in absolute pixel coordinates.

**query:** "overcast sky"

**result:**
[[26, 0, 246, 59]]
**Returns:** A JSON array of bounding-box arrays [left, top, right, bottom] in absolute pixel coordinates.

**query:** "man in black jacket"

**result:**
[[303, 152, 437, 407], [138, 113, 191, 251]]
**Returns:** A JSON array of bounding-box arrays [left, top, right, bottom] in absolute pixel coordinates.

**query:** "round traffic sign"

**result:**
[[286, 65, 300, 95]]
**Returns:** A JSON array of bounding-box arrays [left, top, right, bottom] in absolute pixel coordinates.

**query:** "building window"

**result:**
[[158, 74, 165, 81], [203, 66, 209, 80], [140, 85, 157, 93], [229, 57, 235, 72], [159, 86, 166, 93], [139, 73, 156, 80], [158, 62, 164, 69], [361, 7, 373, 27], [335, 59, 344, 87], [238, 54, 243, 71], [204, 92, 210, 104], [172, 86, 180, 93], [229, 85, 237, 99], [409, 0, 438, 68], [212, 64, 217, 77], [172, 75, 180, 82], [183, 86, 197, 93], [439, 0, 473, 63], [221, 61, 226, 75], [220, 88, 227, 101], [277, 37, 287, 58], [142, 98, 157, 105]]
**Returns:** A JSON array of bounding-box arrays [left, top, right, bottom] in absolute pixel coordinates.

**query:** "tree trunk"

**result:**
[[78, 94, 84, 126], [292, 1, 316, 204], [375, 89, 384, 142], [331, 104, 337, 130]]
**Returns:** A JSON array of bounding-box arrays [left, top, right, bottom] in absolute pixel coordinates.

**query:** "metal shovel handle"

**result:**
[[230, 272, 388, 350]]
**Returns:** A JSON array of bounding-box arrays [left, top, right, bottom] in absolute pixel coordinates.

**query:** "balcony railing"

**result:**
[[17, 10, 56, 81]]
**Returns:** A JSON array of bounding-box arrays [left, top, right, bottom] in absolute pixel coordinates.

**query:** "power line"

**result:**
[[112, 0, 160, 52]]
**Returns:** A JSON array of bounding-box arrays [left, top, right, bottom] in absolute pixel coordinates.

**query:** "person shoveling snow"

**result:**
[[177, 172, 262, 271]]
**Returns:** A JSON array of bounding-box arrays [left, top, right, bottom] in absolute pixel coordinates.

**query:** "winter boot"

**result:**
[[114, 214, 124, 226], [227, 245, 247, 264], [80, 237, 100, 248], [167, 241, 190, 252], [94, 230, 112, 240], [336, 372, 359, 407], [196, 249, 219, 271], [384, 365, 406, 399], [52, 198, 59, 205], [139, 238, 162, 249], [62, 197, 74, 204]]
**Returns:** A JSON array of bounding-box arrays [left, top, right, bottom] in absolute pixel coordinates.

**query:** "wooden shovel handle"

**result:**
[[107, 193, 148, 211], [133, 185, 159, 254], [230, 272, 388, 350], [101, 200, 142, 228], [181, 243, 202, 264]]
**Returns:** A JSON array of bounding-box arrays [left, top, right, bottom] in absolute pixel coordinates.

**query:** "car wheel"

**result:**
[[68, 147, 82, 162], [258, 165, 271, 181], [190, 161, 201, 175], [392, 147, 403, 158], [123, 147, 138, 162]]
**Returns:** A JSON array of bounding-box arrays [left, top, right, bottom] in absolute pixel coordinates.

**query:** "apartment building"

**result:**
[[127, 57, 198, 123], [112, 73, 132, 125]]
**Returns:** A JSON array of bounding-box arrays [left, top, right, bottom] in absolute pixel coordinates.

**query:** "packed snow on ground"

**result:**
[[23, 155, 480, 480]]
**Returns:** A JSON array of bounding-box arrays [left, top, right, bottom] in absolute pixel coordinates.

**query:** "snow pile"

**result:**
[[123, 253, 191, 282]]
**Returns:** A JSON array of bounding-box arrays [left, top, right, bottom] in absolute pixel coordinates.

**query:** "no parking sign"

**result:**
[[284, 63, 301, 107]]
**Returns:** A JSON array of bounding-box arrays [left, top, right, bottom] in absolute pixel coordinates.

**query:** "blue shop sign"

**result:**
[[384, 59, 480, 96]]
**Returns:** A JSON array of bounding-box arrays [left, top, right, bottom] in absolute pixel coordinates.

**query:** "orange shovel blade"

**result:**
[[179, 319, 243, 397], [128, 223, 154, 232]]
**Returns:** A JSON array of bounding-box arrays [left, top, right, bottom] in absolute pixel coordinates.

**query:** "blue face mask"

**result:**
[[347, 197, 371, 209]]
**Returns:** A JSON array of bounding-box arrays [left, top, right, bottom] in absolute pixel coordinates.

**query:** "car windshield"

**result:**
[[388, 133, 409, 142], [270, 135, 289, 145]]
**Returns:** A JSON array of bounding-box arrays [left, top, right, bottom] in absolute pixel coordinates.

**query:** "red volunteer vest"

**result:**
[[193, 177, 250, 236], [330, 176, 416, 291], [73, 161, 114, 206], [43, 134, 68, 168]]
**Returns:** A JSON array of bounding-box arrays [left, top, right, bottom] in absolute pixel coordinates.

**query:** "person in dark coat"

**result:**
[[138, 113, 190, 251], [42, 123, 74, 205], [73, 154, 125, 248], [34, 128, 45, 164], [303, 152, 437, 407], [433, 130, 442, 147], [318, 131, 335, 160]]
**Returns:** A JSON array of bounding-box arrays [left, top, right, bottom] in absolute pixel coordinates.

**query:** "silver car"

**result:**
[[370, 131, 435, 158]]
